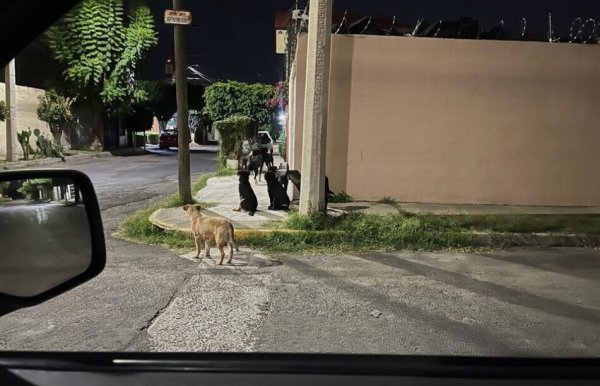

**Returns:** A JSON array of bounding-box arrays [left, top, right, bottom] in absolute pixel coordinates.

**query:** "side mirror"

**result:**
[[0, 169, 105, 316]]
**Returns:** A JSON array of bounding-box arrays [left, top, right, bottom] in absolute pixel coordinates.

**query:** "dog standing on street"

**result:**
[[248, 149, 264, 183], [183, 204, 237, 265]]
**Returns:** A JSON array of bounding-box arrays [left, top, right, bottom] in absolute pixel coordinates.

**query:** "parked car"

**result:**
[[159, 129, 192, 150], [159, 129, 178, 150]]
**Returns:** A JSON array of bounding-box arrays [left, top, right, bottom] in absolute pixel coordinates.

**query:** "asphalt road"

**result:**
[[1, 151, 599, 357], [0, 150, 218, 350]]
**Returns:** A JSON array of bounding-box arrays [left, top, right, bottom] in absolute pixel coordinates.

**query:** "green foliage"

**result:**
[[204, 81, 274, 126], [430, 214, 600, 235], [118, 170, 236, 251], [243, 212, 479, 253], [125, 106, 153, 133], [278, 130, 286, 161], [18, 179, 53, 198], [191, 168, 236, 194], [138, 81, 175, 121], [139, 81, 205, 123], [36, 90, 74, 137], [147, 133, 159, 145], [46, 0, 158, 116], [377, 197, 397, 205], [0, 100, 7, 122], [329, 191, 353, 203], [17, 129, 36, 160], [214, 116, 253, 166], [33, 129, 66, 161]]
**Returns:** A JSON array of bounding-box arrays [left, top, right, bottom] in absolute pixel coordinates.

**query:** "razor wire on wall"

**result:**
[[281, 1, 599, 81]]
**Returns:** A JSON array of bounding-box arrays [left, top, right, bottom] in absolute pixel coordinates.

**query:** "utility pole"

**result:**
[[4, 59, 17, 162], [173, 0, 192, 203], [299, 0, 333, 214]]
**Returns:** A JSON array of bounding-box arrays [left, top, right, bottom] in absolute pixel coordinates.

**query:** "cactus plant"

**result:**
[[17, 128, 36, 160], [33, 129, 66, 161]]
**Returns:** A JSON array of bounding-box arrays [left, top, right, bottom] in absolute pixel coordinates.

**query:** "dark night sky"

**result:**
[[143, 0, 600, 84]]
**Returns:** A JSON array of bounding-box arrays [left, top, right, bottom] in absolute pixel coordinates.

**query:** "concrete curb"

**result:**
[[149, 208, 332, 238], [149, 207, 600, 247], [2, 151, 112, 170]]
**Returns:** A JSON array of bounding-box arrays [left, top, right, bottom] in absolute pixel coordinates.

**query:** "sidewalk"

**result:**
[[151, 142, 295, 231], [1, 150, 112, 170], [150, 140, 600, 233]]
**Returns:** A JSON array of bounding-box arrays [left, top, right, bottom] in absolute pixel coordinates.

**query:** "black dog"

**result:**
[[268, 165, 289, 192], [247, 149, 264, 183], [285, 170, 335, 206], [233, 170, 258, 216], [278, 164, 289, 192], [265, 169, 290, 210], [260, 147, 274, 169], [288, 169, 301, 192]]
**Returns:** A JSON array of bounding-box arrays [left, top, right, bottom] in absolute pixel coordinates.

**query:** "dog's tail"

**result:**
[[228, 221, 239, 252]]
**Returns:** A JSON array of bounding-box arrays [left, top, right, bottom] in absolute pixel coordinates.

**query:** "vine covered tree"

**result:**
[[46, 0, 158, 147], [204, 81, 274, 128], [36, 90, 74, 145]]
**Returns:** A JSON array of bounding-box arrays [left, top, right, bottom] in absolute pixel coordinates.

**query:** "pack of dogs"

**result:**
[[184, 146, 335, 263]]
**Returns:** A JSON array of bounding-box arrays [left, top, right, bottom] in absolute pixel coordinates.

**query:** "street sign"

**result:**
[[164, 10, 192, 25]]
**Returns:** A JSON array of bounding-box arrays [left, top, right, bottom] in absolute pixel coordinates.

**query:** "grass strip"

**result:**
[[119, 172, 600, 254]]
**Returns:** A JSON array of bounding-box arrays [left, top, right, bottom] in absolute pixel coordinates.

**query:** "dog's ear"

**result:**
[[182, 204, 189, 211], [194, 204, 202, 211]]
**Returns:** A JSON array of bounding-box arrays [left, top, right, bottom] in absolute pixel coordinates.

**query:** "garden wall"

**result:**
[[291, 34, 600, 206], [0, 83, 52, 159]]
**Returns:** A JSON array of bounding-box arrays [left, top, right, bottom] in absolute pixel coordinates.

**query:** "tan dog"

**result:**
[[183, 204, 238, 265]]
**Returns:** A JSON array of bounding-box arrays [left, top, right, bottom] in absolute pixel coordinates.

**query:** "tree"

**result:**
[[213, 116, 253, 166], [46, 0, 158, 144], [140, 81, 205, 132], [36, 90, 74, 145], [125, 105, 153, 148], [204, 81, 275, 129]]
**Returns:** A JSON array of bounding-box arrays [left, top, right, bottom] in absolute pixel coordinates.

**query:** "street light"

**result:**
[[165, 58, 174, 83]]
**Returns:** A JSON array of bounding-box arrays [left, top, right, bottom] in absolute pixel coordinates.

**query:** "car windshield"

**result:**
[[1, 0, 600, 358]]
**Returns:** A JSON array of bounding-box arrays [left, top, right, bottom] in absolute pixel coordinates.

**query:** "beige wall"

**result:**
[[0, 83, 51, 159], [291, 34, 600, 206]]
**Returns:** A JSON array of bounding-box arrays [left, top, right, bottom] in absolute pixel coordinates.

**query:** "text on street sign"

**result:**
[[164, 10, 192, 25]]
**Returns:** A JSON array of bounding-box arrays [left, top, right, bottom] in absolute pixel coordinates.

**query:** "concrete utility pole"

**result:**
[[173, 0, 192, 204], [4, 59, 17, 162], [299, 0, 333, 214]]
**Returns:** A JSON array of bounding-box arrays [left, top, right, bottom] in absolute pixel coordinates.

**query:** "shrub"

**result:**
[[36, 90, 74, 144], [214, 115, 253, 166], [0, 100, 7, 122], [147, 133, 159, 145], [135, 134, 146, 146], [279, 130, 286, 161], [17, 128, 35, 160], [329, 191, 352, 203]]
